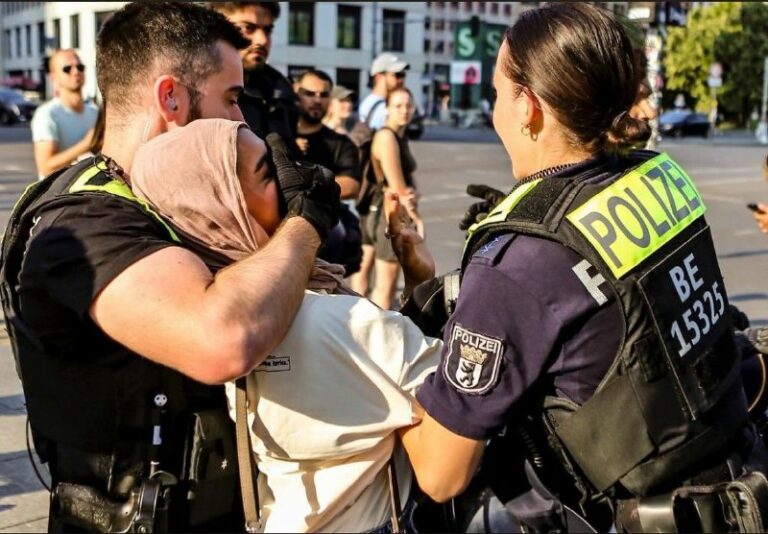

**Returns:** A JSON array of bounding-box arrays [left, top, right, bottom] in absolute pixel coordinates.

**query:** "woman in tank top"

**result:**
[[354, 87, 423, 310]]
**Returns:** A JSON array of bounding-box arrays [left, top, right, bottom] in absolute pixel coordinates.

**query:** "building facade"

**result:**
[[423, 1, 629, 114], [0, 1, 427, 105]]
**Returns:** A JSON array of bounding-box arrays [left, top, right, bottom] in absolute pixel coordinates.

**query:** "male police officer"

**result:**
[[210, 2, 298, 146], [0, 3, 339, 531]]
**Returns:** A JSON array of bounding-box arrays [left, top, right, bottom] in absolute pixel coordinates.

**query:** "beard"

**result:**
[[300, 109, 324, 125], [186, 87, 203, 123]]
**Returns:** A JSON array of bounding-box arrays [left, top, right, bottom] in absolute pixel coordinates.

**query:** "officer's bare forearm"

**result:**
[[209, 217, 320, 370], [399, 411, 485, 502]]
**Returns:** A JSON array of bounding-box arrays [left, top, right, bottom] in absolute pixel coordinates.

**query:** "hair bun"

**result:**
[[606, 110, 651, 149]]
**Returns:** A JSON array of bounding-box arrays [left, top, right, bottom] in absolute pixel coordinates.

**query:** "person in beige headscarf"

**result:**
[[131, 118, 441, 533]]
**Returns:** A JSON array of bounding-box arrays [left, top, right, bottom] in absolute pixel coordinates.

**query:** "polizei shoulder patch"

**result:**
[[444, 323, 504, 395]]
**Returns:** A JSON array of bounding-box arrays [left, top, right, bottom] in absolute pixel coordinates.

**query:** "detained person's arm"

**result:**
[[90, 135, 340, 385]]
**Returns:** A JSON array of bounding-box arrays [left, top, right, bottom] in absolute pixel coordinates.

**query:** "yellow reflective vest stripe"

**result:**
[[463, 178, 542, 255], [69, 160, 181, 243]]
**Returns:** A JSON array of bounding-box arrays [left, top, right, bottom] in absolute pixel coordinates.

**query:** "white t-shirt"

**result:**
[[358, 93, 387, 130], [225, 291, 441, 533], [31, 98, 98, 150]]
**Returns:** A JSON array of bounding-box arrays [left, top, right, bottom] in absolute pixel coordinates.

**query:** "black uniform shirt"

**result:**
[[239, 65, 298, 145], [297, 126, 361, 182], [18, 193, 174, 353], [416, 232, 623, 440]]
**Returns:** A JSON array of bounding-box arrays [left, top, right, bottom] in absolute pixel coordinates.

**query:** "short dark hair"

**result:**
[[502, 3, 642, 152], [209, 2, 281, 19], [96, 2, 248, 115], [294, 69, 333, 87]]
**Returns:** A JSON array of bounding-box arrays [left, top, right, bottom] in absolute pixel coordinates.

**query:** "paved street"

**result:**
[[0, 123, 767, 531]]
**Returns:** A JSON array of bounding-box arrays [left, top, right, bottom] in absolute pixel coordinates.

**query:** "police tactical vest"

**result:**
[[0, 159, 226, 496], [463, 151, 747, 497]]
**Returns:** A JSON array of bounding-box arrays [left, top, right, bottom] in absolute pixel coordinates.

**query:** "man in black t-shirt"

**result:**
[[294, 69, 361, 198], [294, 68, 363, 274], [210, 2, 298, 147]]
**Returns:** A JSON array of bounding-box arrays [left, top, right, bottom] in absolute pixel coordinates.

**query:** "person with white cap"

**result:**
[[359, 52, 409, 131]]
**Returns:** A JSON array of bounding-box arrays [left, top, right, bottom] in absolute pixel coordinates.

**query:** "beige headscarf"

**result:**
[[131, 118, 353, 295]]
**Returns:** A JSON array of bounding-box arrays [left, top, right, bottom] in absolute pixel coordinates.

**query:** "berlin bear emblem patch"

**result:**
[[444, 323, 504, 395]]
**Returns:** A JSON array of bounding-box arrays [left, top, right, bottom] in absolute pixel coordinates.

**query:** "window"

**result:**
[[15, 27, 21, 57], [382, 9, 405, 52], [503, 4, 512, 17], [463, 2, 472, 12], [70, 14, 79, 48], [3, 30, 11, 59], [451, 2, 459, 10], [52, 18, 61, 49], [478, 2, 486, 14], [490, 3, 498, 15], [37, 21, 45, 54], [25, 24, 31, 56], [336, 68, 360, 100], [289, 2, 314, 46], [337, 5, 361, 49], [434, 19, 444, 31], [435, 40, 444, 54], [424, 39, 431, 53]]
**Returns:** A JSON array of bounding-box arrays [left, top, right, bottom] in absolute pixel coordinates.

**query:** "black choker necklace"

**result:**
[[100, 154, 127, 181], [520, 161, 582, 182]]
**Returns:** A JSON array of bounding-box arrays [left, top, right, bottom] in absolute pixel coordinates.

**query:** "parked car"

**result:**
[[658, 110, 711, 138], [0, 88, 39, 125], [406, 107, 425, 140]]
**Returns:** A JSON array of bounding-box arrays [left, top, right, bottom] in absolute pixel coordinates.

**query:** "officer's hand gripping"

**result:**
[[458, 184, 506, 231], [266, 133, 341, 241]]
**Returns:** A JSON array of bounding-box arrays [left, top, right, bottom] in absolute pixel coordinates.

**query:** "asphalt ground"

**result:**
[[0, 123, 767, 531]]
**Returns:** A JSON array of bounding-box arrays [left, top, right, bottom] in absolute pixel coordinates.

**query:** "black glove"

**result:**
[[458, 184, 507, 231], [266, 133, 341, 241], [399, 269, 461, 338], [729, 304, 751, 331]]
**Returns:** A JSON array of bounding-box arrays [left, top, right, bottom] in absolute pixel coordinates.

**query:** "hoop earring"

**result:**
[[521, 123, 531, 136]]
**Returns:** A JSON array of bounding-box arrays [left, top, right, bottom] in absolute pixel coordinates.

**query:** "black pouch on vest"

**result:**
[[183, 410, 238, 526]]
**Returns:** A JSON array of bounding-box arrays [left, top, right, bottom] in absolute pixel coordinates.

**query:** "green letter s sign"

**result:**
[[457, 27, 476, 58]]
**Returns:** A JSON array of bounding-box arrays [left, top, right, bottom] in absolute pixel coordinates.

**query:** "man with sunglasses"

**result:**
[[294, 68, 363, 275], [31, 48, 98, 178], [210, 2, 298, 148], [359, 53, 409, 131]]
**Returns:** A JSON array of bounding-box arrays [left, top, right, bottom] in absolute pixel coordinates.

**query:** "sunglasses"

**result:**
[[62, 64, 85, 74], [298, 88, 330, 99], [235, 22, 275, 36], [393, 72, 406, 79]]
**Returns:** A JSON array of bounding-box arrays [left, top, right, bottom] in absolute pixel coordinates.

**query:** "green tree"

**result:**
[[663, 3, 740, 114], [716, 3, 768, 125]]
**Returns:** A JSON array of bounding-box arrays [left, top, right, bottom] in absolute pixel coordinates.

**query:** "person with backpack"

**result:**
[[350, 53, 410, 298], [352, 88, 422, 310], [358, 52, 409, 131]]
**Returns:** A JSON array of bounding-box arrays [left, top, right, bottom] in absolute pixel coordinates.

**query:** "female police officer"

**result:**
[[393, 3, 768, 532]]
